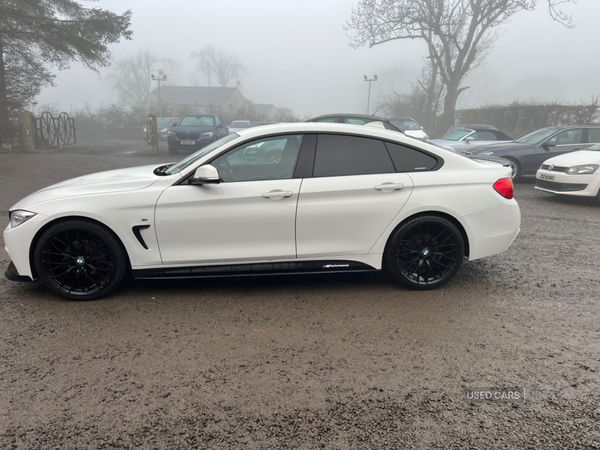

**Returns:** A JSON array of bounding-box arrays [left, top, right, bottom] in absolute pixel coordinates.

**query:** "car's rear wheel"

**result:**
[[33, 220, 127, 301], [385, 216, 464, 290], [506, 158, 520, 179]]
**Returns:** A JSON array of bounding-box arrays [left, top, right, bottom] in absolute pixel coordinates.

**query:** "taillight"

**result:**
[[493, 178, 513, 199]]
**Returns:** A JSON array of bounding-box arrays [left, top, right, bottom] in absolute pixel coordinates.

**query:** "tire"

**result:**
[[168, 146, 178, 155], [506, 158, 520, 179], [385, 215, 464, 290], [33, 220, 128, 301]]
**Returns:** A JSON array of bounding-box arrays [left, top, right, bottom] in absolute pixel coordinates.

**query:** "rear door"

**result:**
[[295, 134, 415, 257]]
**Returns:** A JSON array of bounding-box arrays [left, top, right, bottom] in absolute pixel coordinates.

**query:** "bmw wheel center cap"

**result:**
[[76, 257, 85, 266]]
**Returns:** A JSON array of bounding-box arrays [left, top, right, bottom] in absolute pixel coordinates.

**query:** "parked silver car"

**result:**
[[430, 125, 512, 153]]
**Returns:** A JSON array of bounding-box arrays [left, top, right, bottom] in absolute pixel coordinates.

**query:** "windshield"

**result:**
[[443, 130, 471, 141], [390, 119, 420, 130], [179, 115, 215, 127], [230, 121, 250, 128], [515, 128, 557, 144], [166, 133, 240, 175]]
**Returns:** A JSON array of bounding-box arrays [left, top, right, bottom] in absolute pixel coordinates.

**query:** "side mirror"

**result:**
[[189, 165, 220, 185], [172, 122, 178, 127], [464, 136, 474, 143], [542, 141, 556, 150]]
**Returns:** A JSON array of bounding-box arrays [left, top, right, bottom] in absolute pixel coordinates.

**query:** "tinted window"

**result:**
[[385, 142, 438, 172], [586, 128, 600, 143], [212, 135, 303, 182], [315, 117, 339, 123], [314, 135, 394, 177], [472, 131, 497, 141]]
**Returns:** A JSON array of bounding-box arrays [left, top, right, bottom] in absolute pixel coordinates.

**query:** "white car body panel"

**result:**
[[535, 150, 600, 197], [4, 122, 521, 289], [296, 173, 413, 257], [155, 179, 302, 264]]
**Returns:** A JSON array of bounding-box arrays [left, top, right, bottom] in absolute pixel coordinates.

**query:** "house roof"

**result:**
[[150, 86, 241, 107], [251, 103, 277, 114]]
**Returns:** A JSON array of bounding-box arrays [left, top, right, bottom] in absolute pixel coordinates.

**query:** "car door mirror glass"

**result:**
[[464, 136, 474, 142], [190, 165, 220, 185]]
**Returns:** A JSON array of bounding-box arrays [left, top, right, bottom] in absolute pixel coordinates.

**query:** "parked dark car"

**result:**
[[143, 117, 180, 141], [305, 113, 428, 140], [430, 125, 512, 153], [167, 114, 228, 155], [469, 125, 600, 179]]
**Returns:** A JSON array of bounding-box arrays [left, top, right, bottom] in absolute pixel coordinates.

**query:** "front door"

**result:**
[[532, 128, 584, 173], [155, 134, 304, 265]]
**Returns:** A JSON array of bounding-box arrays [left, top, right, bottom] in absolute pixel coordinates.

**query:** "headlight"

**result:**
[[10, 210, 37, 228], [566, 164, 599, 175], [480, 151, 494, 156], [201, 132, 214, 137], [168, 131, 176, 136]]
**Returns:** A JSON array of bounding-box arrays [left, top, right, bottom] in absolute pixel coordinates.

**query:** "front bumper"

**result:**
[[5, 261, 32, 282], [535, 169, 600, 197]]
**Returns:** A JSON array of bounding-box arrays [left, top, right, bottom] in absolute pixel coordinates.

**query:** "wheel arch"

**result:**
[[28, 215, 131, 279], [383, 211, 470, 262]]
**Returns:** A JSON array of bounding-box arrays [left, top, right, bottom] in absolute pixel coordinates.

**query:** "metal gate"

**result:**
[[34, 112, 77, 148]]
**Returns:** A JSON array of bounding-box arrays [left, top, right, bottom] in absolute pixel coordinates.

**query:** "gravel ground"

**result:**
[[1, 138, 599, 449]]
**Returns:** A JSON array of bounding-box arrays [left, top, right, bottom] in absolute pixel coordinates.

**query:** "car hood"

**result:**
[[543, 150, 600, 166], [11, 164, 166, 210]]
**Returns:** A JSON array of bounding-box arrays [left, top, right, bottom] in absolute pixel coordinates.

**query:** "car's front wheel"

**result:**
[[385, 215, 464, 290], [33, 220, 128, 300]]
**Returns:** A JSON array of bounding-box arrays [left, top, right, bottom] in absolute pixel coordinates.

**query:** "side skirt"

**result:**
[[133, 260, 378, 280]]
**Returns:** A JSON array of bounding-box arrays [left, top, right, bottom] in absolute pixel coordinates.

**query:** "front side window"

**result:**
[[313, 135, 394, 177], [444, 130, 471, 141], [472, 131, 497, 141], [515, 128, 558, 144], [212, 135, 303, 182], [547, 129, 583, 145], [166, 134, 240, 175]]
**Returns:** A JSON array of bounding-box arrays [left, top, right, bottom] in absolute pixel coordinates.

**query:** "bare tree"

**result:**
[[191, 46, 245, 88], [108, 51, 177, 108], [346, 0, 576, 134]]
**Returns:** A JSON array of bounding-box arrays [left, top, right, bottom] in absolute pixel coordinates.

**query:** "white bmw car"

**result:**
[[535, 143, 600, 201], [4, 123, 521, 300]]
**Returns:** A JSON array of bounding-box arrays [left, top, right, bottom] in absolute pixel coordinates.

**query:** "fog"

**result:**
[[36, 0, 597, 117]]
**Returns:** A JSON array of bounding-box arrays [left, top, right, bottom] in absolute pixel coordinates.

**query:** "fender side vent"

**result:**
[[132, 225, 151, 249]]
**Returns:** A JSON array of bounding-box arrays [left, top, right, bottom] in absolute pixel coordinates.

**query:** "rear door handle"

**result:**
[[374, 183, 404, 192], [261, 189, 293, 200]]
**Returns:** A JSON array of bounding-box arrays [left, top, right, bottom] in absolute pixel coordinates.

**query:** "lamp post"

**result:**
[[151, 70, 167, 117], [363, 75, 378, 115]]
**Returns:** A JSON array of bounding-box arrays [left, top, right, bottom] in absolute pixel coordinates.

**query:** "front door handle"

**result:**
[[261, 189, 293, 200], [374, 183, 404, 192]]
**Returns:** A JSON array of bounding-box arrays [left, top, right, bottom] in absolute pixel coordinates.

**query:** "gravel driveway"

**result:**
[[1, 139, 599, 449]]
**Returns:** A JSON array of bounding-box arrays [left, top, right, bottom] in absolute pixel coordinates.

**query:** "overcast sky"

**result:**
[[36, 0, 597, 118]]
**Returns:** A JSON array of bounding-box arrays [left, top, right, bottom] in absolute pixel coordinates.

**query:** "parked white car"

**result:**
[[228, 120, 251, 134], [535, 142, 600, 201], [4, 123, 520, 300]]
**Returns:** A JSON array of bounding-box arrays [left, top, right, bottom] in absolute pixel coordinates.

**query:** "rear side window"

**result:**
[[314, 135, 395, 177], [385, 142, 438, 172], [586, 128, 600, 143]]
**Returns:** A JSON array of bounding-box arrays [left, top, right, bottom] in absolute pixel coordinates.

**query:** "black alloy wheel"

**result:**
[[385, 216, 464, 290], [34, 220, 127, 300]]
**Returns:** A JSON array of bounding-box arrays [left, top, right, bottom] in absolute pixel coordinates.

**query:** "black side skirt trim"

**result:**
[[133, 260, 377, 280]]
